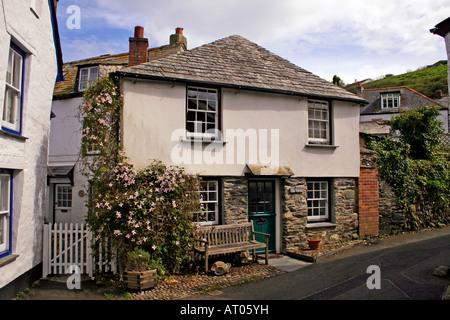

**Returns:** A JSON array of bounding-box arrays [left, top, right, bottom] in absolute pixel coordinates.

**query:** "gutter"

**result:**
[[48, 0, 64, 82]]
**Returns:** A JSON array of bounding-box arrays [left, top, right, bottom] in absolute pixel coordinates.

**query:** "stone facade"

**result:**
[[222, 177, 249, 224], [220, 176, 359, 253]]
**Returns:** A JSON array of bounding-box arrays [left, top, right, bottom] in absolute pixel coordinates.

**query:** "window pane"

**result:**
[[186, 121, 194, 133], [0, 175, 10, 212], [89, 67, 99, 82], [12, 52, 22, 89], [198, 100, 207, 110], [188, 89, 197, 98], [197, 89, 207, 100], [0, 215, 4, 245], [6, 49, 13, 85], [187, 111, 196, 121], [187, 99, 197, 110]]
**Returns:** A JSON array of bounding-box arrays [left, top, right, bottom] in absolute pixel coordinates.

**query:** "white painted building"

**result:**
[[118, 35, 366, 254], [0, 0, 63, 298]]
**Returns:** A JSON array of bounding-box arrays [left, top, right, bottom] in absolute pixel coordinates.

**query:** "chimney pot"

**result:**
[[176, 27, 183, 35], [134, 26, 144, 38]]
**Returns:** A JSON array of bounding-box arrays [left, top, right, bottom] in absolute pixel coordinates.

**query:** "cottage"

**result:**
[[117, 34, 366, 254], [358, 85, 449, 135], [0, 0, 63, 298]]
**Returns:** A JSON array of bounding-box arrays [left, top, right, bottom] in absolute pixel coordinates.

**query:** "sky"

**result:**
[[56, 0, 450, 85]]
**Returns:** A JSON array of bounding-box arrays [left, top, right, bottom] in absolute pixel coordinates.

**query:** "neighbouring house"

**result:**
[[48, 26, 187, 224], [358, 84, 449, 136], [0, 0, 63, 298], [116, 34, 367, 255]]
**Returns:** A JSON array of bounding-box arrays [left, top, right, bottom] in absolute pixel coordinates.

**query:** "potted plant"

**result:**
[[124, 249, 160, 291], [307, 237, 322, 250]]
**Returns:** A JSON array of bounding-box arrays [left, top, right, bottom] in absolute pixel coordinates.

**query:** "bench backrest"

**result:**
[[196, 222, 254, 246]]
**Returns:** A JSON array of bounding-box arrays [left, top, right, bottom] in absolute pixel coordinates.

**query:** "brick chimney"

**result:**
[[129, 26, 148, 66], [170, 27, 187, 49]]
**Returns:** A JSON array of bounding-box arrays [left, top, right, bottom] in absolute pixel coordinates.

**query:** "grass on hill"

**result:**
[[347, 61, 448, 99]]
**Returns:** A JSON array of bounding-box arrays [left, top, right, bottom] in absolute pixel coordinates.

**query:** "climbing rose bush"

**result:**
[[80, 76, 201, 274]]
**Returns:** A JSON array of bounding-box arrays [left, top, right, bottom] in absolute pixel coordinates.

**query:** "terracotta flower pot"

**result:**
[[307, 238, 321, 250]]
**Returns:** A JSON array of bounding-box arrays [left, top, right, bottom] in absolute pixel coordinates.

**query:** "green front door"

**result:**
[[248, 180, 276, 253]]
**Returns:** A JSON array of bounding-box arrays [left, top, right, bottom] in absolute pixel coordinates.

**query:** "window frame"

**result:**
[[2, 43, 25, 135], [0, 169, 13, 258], [194, 179, 220, 226], [308, 99, 331, 145], [77, 65, 99, 92], [55, 184, 73, 210], [380, 93, 401, 109], [306, 179, 330, 223], [185, 86, 220, 139]]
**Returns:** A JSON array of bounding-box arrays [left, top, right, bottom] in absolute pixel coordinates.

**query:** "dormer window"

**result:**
[[78, 66, 99, 91], [381, 93, 400, 109]]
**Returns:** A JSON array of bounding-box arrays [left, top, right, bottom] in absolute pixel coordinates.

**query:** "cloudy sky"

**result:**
[[56, 0, 449, 84]]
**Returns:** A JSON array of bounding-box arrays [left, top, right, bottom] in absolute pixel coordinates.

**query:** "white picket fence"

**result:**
[[42, 223, 117, 278]]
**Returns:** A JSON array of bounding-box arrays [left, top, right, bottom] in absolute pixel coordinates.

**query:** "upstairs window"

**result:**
[[78, 66, 99, 91], [186, 87, 219, 139], [308, 100, 330, 144], [2, 45, 24, 134], [381, 93, 400, 109]]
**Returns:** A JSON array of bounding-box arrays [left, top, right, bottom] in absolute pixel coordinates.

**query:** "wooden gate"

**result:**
[[42, 223, 117, 278]]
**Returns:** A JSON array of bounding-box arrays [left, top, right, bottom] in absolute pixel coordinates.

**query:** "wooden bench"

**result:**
[[194, 222, 270, 272]]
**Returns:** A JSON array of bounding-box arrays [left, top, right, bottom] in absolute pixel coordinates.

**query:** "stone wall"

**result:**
[[222, 177, 249, 224], [281, 177, 358, 252], [378, 180, 405, 235], [281, 178, 307, 252]]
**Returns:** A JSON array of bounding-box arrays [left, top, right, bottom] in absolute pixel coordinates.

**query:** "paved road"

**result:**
[[193, 227, 450, 300]]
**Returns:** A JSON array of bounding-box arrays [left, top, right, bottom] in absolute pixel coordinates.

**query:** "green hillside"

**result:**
[[348, 61, 448, 99]]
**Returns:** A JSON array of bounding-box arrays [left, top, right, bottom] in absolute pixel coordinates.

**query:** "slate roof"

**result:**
[[53, 43, 185, 98], [360, 86, 447, 115], [118, 35, 366, 103]]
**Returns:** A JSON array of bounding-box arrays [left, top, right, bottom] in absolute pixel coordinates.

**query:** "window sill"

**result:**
[[305, 143, 338, 149], [306, 222, 337, 229], [0, 254, 19, 268], [0, 129, 28, 141], [180, 139, 227, 144]]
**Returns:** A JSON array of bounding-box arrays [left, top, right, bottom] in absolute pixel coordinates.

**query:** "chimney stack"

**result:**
[[356, 82, 364, 96], [129, 26, 148, 66], [170, 27, 187, 49]]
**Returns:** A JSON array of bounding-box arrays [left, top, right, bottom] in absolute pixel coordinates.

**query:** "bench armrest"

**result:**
[[196, 238, 209, 244], [253, 231, 270, 238]]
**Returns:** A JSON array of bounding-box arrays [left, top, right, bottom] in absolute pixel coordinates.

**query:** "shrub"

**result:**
[[367, 106, 450, 230], [79, 76, 201, 275]]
